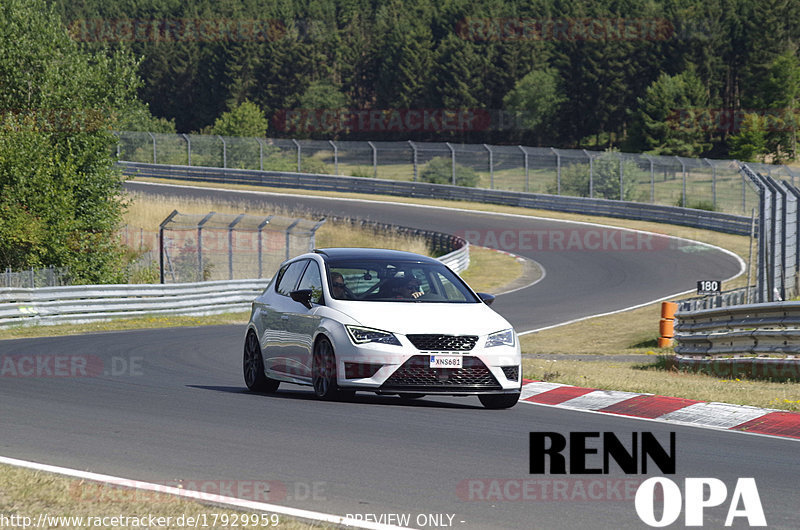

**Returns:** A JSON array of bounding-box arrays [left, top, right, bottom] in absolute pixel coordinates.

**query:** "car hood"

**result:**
[[331, 301, 513, 336]]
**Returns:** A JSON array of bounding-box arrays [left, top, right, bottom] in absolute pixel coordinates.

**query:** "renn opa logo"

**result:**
[[529, 432, 766, 527]]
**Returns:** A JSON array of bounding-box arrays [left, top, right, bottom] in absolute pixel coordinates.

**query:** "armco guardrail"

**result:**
[[675, 302, 800, 358], [0, 247, 469, 327], [0, 279, 270, 328], [120, 162, 754, 236], [677, 286, 757, 313]]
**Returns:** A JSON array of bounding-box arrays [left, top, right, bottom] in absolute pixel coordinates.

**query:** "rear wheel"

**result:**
[[243, 331, 279, 392], [312, 337, 340, 399], [479, 392, 519, 409]]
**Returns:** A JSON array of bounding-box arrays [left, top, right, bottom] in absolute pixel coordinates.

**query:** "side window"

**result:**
[[297, 261, 323, 304], [275, 260, 308, 296]]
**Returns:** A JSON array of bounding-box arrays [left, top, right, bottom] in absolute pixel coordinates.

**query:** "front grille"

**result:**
[[380, 355, 500, 391], [501, 366, 519, 381], [406, 334, 478, 351]]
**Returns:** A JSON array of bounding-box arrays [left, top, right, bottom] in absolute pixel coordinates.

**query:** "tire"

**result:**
[[243, 331, 279, 392], [479, 392, 520, 409], [312, 337, 340, 399]]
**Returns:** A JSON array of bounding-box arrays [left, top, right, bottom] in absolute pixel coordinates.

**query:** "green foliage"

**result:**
[[548, 150, 639, 201], [729, 114, 769, 163], [503, 68, 565, 142], [419, 157, 479, 187], [115, 100, 176, 134], [297, 81, 348, 110], [0, 0, 139, 283], [211, 100, 270, 138], [628, 70, 710, 157]]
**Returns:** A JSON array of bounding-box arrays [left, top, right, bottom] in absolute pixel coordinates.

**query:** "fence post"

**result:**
[[285, 219, 301, 260], [257, 215, 273, 278], [227, 214, 245, 280], [309, 219, 327, 251], [616, 152, 625, 201], [583, 149, 594, 198], [29, 268, 34, 288], [292, 139, 301, 172], [216, 135, 227, 168], [675, 156, 686, 207], [159, 210, 179, 284], [550, 147, 561, 195], [484, 144, 494, 189], [255, 138, 265, 171], [446, 142, 456, 185], [147, 132, 157, 164], [367, 141, 377, 178], [409, 140, 418, 181], [329, 140, 338, 175], [113, 131, 121, 159], [197, 212, 215, 282], [182, 133, 191, 166], [641, 154, 654, 203], [519, 146, 529, 192], [703, 158, 716, 209]]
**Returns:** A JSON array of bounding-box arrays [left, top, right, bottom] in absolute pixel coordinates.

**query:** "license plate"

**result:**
[[429, 354, 462, 369]]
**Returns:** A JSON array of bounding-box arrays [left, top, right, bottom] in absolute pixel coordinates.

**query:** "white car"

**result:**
[[243, 248, 521, 408]]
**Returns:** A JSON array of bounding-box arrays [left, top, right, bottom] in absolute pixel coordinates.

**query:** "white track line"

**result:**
[[0, 456, 413, 530]]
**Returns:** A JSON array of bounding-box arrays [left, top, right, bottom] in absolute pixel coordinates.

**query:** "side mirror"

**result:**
[[477, 292, 495, 306], [290, 289, 313, 309]]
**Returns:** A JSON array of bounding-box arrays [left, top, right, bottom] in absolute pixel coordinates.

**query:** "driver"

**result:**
[[394, 277, 424, 299], [330, 272, 352, 299]]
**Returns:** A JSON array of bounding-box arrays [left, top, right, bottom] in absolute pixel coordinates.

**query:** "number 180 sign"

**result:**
[[697, 280, 721, 295]]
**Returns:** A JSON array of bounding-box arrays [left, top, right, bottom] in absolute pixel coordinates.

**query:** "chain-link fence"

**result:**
[[1, 266, 71, 288], [114, 131, 797, 215], [157, 210, 325, 283]]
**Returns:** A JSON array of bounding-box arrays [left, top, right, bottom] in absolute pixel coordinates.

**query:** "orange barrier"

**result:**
[[658, 301, 678, 347]]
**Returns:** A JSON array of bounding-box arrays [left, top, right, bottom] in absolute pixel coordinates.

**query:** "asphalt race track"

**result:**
[[4, 183, 796, 529]]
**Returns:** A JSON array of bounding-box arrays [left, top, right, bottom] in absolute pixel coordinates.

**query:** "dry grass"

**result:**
[[460, 246, 528, 294], [0, 464, 331, 529], [523, 358, 800, 411]]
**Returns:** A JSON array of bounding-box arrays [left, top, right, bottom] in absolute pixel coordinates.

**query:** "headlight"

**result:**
[[345, 325, 401, 346], [486, 328, 515, 348]]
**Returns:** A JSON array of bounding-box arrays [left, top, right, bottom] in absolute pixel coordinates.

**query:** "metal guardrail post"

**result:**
[[292, 139, 301, 172], [227, 214, 246, 280], [484, 144, 494, 189], [159, 210, 179, 284], [551, 147, 561, 195], [368, 141, 377, 178], [217, 135, 227, 168], [446, 142, 456, 185], [197, 212, 216, 282], [147, 132, 157, 164], [409, 140, 418, 181], [520, 146, 529, 192], [329, 140, 338, 175]]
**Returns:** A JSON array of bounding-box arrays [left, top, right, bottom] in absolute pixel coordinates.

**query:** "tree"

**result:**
[[211, 100, 269, 137], [754, 49, 800, 162], [628, 70, 710, 157], [0, 0, 140, 282], [729, 113, 768, 162], [503, 68, 565, 145], [297, 81, 348, 110], [548, 150, 639, 201]]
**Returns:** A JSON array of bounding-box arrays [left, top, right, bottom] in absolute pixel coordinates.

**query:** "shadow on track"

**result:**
[[187, 385, 482, 409]]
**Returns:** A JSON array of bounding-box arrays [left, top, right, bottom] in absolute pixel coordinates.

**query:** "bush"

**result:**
[[547, 150, 639, 201], [419, 157, 479, 187]]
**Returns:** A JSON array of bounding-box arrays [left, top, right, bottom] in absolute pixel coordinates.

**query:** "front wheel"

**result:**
[[479, 392, 519, 409], [312, 337, 340, 399], [243, 331, 279, 393]]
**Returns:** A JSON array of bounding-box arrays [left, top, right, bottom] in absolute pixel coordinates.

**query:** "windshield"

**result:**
[[326, 259, 480, 303]]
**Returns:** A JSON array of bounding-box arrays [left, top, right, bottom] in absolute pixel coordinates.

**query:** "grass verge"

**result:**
[[0, 464, 330, 529]]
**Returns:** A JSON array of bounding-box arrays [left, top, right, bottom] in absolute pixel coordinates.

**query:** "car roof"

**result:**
[[313, 247, 442, 264]]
